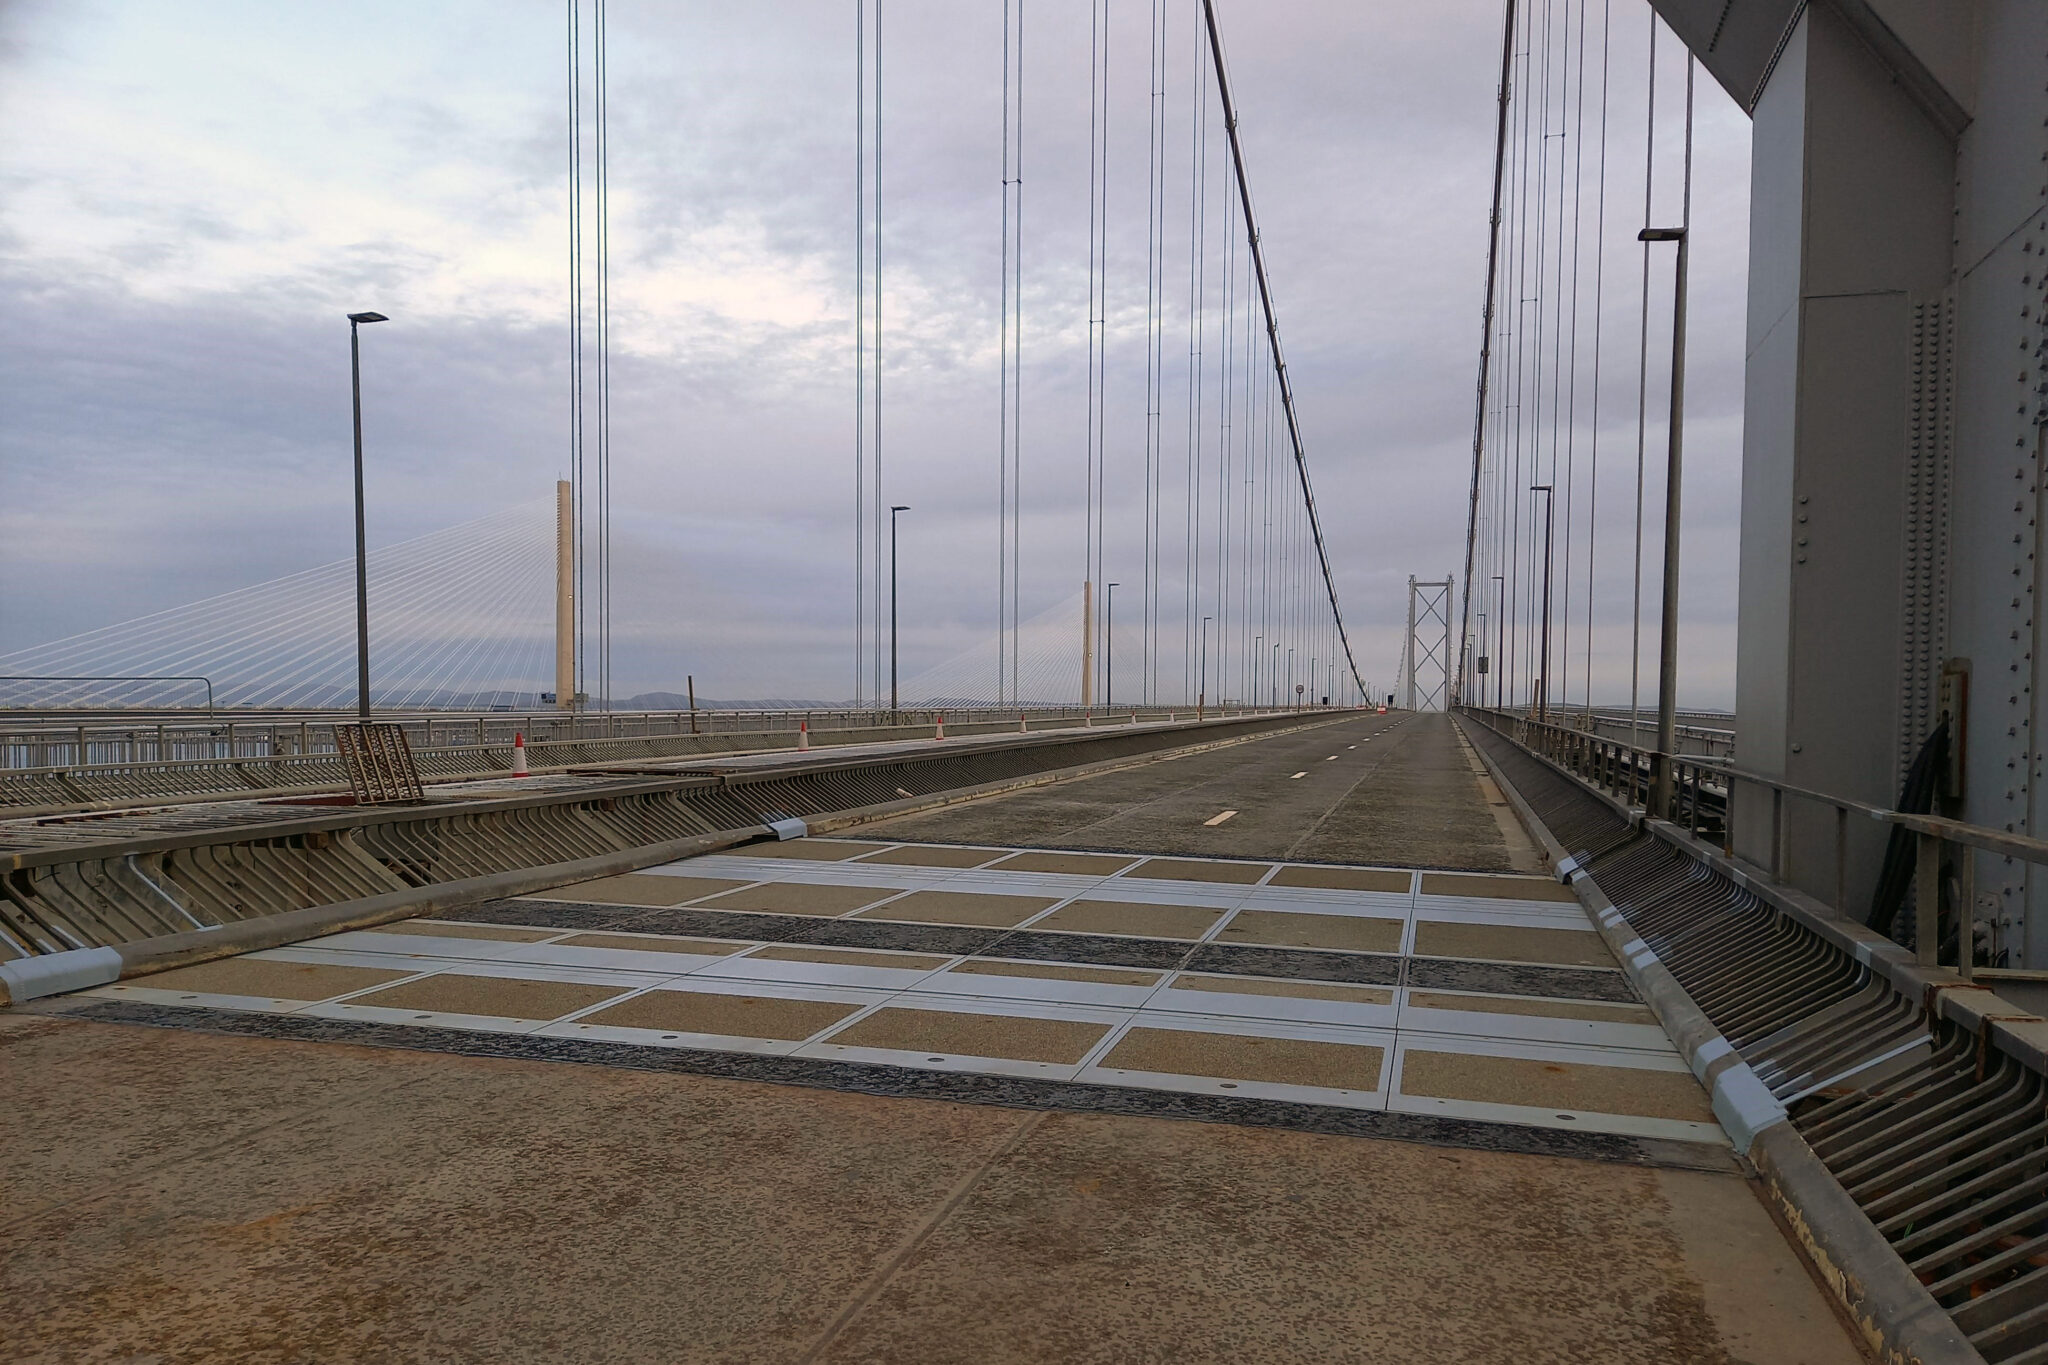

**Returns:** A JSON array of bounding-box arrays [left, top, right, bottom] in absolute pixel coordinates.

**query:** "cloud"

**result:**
[[0, 0, 1751, 707]]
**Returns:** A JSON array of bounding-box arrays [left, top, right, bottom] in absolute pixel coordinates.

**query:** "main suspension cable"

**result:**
[[1198, 0, 1364, 694]]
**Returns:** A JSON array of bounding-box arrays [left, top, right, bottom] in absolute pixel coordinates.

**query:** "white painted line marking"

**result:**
[[1325, 755, 1338, 761], [1203, 810, 1238, 827], [1289, 772, 1307, 780]]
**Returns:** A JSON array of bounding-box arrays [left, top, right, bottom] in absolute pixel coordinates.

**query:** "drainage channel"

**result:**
[[1461, 711, 2048, 1365], [0, 712, 1338, 980]]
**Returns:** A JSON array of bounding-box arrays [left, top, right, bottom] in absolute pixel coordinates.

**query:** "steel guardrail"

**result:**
[[0, 707, 1288, 818], [0, 711, 1342, 967]]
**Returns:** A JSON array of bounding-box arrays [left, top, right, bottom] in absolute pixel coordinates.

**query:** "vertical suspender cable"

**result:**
[[874, 0, 885, 707], [855, 0, 866, 706], [1185, 16, 1206, 705], [1198, 0, 1364, 693], [1559, 0, 1587, 712], [1628, 14, 1657, 743], [1217, 145, 1233, 697], [1457, 0, 1520, 704], [1505, 0, 1533, 706], [568, 0, 585, 710], [1143, 0, 1164, 705], [1582, 0, 1611, 710], [1013, 5, 1024, 706], [596, 0, 610, 712], [999, 0, 1010, 705]]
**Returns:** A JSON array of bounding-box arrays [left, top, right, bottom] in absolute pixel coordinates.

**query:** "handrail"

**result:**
[[1462, 704, 2042, 981]]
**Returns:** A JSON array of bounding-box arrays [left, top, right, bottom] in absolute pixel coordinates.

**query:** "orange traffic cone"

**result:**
[[511, 732, 530, 777], [798, 721, 811, 751], [935, 714, 946, 740]]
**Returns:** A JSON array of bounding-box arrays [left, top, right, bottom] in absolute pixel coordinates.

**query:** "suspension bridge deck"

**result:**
[[3, 714, 1863, 1362]]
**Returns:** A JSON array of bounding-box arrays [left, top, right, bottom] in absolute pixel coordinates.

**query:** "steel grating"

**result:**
[[1463, 713, 2048, 1363]]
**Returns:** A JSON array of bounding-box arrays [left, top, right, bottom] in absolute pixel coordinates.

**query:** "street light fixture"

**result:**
[[1640, 223, 1690, 817], [889, 505, 910, 713], [1104, 582, 1119, 712], [347, 310, 389, 719], [1530, 483, 1555, 723]]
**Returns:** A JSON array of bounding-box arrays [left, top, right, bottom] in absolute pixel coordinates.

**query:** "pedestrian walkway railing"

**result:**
[[1461, 704, 2040, 985]]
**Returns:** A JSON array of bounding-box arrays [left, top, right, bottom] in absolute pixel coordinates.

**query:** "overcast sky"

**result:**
[[0, 0, 1752, 707]]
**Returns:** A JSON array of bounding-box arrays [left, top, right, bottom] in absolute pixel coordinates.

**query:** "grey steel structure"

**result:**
[[1404, 577, 1453, 713], [1644, 1, 2048, 964]]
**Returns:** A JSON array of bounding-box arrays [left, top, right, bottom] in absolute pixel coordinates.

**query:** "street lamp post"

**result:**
[[1271, 641, 1280, 708], [1104, 582, 1119, 712], [889, 504, 910, 713], [1641, 223, 1690, 818], [1477, 611, 1489, 707], [1252, 634, 1261, 710], [1492, 573, 1506, 709], [1197, 615, 1211, 717], [1287, 647, 1295, 709], [1530, 483, 1555, 722], [347, 310, 389, 719]]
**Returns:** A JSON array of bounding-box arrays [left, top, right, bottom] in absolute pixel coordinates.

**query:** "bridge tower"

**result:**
[[1654, 0, 2048, 959]]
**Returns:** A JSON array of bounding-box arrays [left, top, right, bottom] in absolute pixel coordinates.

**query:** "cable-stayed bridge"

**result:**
[[7, 4, 2048, 1364]]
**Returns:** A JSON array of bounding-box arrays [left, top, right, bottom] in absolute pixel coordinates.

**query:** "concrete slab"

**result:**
[[946, 960, 1162, 987], [1421, 872, 1579, 903], [1413, 921, 1619, 969], [852, 890, 1056, 928], [1406, 991, 1656, 1025], [700, 882, 896, 916], [1126, 857, 1272, 885], [1102, 1025, 1386, 1091], [1167, 975, 1395, 1006], [826, 1006, 1111, 1064], [109, 957, 411, 1003], [555, 933, 746, 957], [1270, 865, 1413, 893], [579, 988, 863, 1041], [750, 946, 952, 972], [855, 845, 1003, 868], [349, 974, 629, 1022], [985, 851, 1141, 875], [538, 873, 748, 906], [1031, 898, 1226, 940], [1399, 1049, 1716, 1123], [1218, 909, 1405, 954]]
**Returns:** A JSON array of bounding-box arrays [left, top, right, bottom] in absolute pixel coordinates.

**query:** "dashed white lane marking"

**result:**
[[1326, 755, 1338, 761], [1289, 771, 1307, 780], [1203, 810, 1238, 826]]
